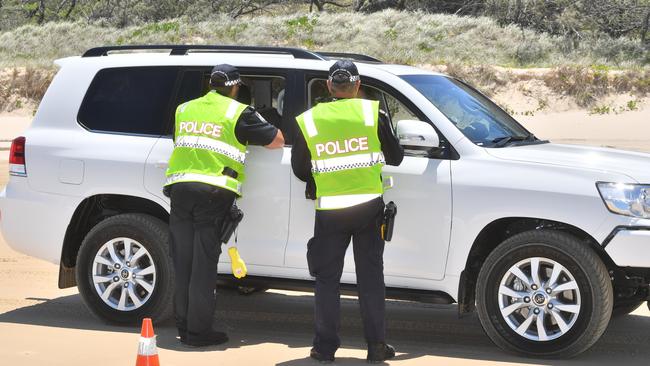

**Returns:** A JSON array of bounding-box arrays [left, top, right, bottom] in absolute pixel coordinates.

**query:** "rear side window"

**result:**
[[78, 67, 179, 136]]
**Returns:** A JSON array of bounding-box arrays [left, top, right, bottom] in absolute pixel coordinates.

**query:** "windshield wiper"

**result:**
[[491, 133, 538, 148]]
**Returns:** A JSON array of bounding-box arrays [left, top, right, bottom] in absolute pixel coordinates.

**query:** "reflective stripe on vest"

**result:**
[[175, 135, 247, 164], [362, 99, 374, 126], [225, 99, 240, 119], [166, 172, 242, 195], [317, 193, 381, 210], [311, 152, 385, 174], [303, 110, 318, 137]]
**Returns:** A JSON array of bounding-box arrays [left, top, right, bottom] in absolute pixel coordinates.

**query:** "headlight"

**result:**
[[596, 183, 650, 219]]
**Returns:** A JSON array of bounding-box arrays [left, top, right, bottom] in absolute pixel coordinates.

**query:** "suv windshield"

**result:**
[[401, 74, 544, 147]]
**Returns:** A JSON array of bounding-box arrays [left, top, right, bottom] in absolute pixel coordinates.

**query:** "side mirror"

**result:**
[[396, 120, 440, 149]]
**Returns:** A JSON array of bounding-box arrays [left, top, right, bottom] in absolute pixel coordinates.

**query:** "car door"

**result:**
[[144, 67, 293, 269], [284, 74, 453, 283]]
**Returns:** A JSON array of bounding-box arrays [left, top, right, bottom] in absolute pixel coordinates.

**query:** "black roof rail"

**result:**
[[315, 52, 382, 63], [82, 45, 326, 60]]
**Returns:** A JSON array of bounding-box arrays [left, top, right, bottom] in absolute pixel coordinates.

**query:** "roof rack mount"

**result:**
[[315, 52, 382, 63]]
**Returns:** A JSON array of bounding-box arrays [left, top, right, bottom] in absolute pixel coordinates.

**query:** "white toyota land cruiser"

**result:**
[[1, 45, 649, 358]]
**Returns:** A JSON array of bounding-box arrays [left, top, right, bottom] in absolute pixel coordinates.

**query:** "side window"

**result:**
[[241, 75, 285, 130], [307, 79, 418, 129], [169, 70, 286, 134], [78, 67, 178, 136], [175, 70, 206, 106], [382, 93, 418, 128]]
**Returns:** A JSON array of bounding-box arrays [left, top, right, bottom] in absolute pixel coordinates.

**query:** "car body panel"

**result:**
[[486, 143, 650, 183]]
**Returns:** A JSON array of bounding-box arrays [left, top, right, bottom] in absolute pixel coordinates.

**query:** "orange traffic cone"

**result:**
[[136, 318, 160, 366]]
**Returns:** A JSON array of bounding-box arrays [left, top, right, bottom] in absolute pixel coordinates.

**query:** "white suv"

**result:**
[[1, 45, 649, 358]]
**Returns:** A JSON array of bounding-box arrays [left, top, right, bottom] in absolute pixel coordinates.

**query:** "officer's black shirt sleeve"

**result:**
[[291, 109, 404, 200], [234, 106, 279, 146], [378, 109, 405, 166], [291, 131, 313, 181]]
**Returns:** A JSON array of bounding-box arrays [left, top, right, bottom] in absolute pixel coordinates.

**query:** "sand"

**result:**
[[1, 110, 649, 365]]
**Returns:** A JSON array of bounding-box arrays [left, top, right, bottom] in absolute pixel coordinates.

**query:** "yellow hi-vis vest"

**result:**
[[165, 91, 248, 196], [296, 98, 385, 210]]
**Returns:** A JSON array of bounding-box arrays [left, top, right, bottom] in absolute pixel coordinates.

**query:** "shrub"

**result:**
[[0, 67, 55, 111], [0, 11, 647, 68]]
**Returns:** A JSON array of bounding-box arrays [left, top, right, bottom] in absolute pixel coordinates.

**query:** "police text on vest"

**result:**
[[179, 121, 223, 138], [315, 137, 368, 157]]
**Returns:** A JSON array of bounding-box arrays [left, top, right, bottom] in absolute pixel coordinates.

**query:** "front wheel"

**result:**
[[476, 230, 613, 358], [76, 213, 174, 324]]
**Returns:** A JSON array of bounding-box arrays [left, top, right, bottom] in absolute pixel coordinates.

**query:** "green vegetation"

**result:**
[[0, 11, 648, 69], [589, 100, 642, 115], [0, 67, 55, 111], [590, 105, 612, 115], [627, 99, 639, 111]]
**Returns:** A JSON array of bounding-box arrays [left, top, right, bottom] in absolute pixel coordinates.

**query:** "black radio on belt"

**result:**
[[220, 205, 244, 244], [381, 201, 397, 242]]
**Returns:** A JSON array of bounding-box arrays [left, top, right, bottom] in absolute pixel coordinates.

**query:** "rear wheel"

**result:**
[[476, 230, 613, 358], [76, 213, 173, 324]]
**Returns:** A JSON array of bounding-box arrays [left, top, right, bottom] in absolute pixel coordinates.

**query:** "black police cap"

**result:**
[[210, 64, 243, 87], [328, 60, 360, 84]]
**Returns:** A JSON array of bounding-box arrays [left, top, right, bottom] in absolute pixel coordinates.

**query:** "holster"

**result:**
[[381, 201, 397, 242], [219, 204, 244, 244]]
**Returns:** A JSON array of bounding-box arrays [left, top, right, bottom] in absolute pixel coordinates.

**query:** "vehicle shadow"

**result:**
[[1, 289, 649, 365]]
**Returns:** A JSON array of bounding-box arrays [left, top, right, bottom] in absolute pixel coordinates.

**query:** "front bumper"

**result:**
[[604, 227, 650, 268]]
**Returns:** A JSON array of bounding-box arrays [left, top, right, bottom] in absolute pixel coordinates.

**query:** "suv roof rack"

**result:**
[[82, 45, 326, 60], [315, 52, 382, 63], [82, 45, 383, 63]]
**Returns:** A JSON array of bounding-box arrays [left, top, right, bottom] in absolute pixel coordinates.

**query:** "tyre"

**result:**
[[611, 299, 645, 317], [76, 213, 174, 324], [476, 230, 613, 358]]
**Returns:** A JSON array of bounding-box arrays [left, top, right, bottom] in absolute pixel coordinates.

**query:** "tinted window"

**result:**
[[78, 67, 179, 135]]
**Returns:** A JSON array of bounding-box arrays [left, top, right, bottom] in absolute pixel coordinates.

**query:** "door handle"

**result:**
[[155, 160, 169, 169]]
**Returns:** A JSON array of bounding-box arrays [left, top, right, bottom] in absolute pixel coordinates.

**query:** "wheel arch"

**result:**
[[58, 194, 169, 289], [457, 217, 614, 315]]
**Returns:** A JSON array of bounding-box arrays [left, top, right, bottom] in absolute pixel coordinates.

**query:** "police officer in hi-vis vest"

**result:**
[[165, 64, 284, 347], [292, 60, 404, 363]]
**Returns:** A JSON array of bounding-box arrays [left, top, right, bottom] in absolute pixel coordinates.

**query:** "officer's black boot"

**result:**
[[367, 342, 395, 363], [310, 348, 335, 364]]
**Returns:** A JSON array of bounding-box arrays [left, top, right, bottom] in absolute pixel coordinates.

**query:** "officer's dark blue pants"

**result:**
[[169, 182, 235, 336], [307, 197, 386, 356]]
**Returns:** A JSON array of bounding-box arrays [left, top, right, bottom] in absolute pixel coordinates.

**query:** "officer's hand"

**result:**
[[228, 247, 248, 279]]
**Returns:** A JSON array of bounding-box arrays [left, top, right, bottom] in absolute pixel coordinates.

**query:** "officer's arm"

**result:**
[[265, 130, 285, 149], [378, 109, 404, 166], [291, 131, 312, 183], [235, 106, 283, 148]]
